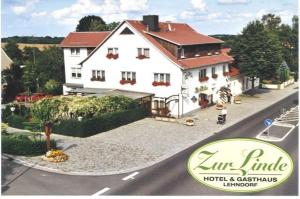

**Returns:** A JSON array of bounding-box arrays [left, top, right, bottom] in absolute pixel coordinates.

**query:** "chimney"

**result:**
[[143, 15, 159, 32]]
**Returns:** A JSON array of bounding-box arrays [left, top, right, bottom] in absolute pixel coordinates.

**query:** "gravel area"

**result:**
[[4, 83, 298, 175]]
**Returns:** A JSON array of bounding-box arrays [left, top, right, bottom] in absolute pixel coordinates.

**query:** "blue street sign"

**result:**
[[264, 119, 273, 127]]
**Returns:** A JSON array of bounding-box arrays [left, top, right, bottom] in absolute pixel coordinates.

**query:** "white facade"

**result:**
[[62, 21, 247, 117]]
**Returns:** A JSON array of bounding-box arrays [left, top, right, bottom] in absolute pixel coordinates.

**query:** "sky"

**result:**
[[1, 0, 298, 37]]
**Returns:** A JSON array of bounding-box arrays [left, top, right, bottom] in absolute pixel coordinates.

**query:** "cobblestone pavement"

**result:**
[[4, 84, 298, 175]]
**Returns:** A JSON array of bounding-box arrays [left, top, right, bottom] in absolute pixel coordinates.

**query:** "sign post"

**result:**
[[264, 119, 273, 136]]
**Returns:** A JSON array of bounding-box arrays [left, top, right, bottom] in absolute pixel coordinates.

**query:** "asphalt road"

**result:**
[[2, 92, 298, 196]]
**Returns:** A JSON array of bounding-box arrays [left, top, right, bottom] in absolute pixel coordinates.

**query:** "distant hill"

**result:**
[[1, 36, 64, 44], [1, 43, 59, 51], [210, 34, 237, 48]]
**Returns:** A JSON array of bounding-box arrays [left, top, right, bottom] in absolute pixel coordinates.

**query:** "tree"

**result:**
[[4, 40, 23, 63], [76, 15, 106, 31], [2, 63, 24, 102], [231, 20, 283, 88], [262, 14, 281, 31], [44, 79, 62, 95], [76, 15, 120, 32]]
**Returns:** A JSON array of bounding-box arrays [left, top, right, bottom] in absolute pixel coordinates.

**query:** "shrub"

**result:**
[[44, 79, 62, 95], [53, 107, 147, 137], [6, 114, 26, 129], [1, 104, 31, 122], [31, 95, 138, 122], [22, 121, 43, 132], [2, 134, 57, 156]]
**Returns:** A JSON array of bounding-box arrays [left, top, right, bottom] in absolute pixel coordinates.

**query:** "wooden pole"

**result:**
[[44, 122, 52, 151]]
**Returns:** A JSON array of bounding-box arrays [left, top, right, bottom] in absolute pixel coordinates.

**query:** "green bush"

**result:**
[[22, 121, 43, 132], [31, 95, 138, 122], [1, 104, 31, 123], [44, 79, 62, 95], [2, 134, 57, 156], [6, 114, 26, 129], [53, 107, 147, 137]]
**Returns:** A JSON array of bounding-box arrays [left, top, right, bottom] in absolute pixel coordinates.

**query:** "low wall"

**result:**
[[262, 78, 295, 90]]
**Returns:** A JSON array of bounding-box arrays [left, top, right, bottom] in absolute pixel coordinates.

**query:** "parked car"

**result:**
[[30, 93, 53, 102], [15, 92, 31, 102]]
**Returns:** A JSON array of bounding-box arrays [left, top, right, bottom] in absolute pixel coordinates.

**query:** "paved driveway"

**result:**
[[4, 84, 299, 175]]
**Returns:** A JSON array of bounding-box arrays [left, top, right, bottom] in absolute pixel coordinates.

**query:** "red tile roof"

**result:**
[[60, 32, 110, 47], [146, 22, 223, 45], [178, 53, 234, 69], [221, 48, 231, 54], [229, 66, 240, 77], [79, 20, 233, 70]]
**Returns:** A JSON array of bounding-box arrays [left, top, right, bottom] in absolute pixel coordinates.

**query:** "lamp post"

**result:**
[[10, 106, 15, 115]]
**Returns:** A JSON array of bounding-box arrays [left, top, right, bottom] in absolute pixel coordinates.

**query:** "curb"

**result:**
[[3, 88, 299, 176]]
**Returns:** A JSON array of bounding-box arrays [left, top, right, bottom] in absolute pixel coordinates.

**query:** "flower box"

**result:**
[[212, 74, 218, 79], [136, 54, 146, 59], [223, 72, 230, 76], [120, 79, 136, 85], [106, 53, 118, 59], [106, 53, 113, 59], [199, 99, 208, 107], [152, 81, 170, 86], [91, 77, 105, 81], [199, 76, 209, 82]]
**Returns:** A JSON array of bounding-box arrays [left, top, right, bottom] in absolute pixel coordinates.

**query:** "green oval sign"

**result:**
[[187, 138, 294, 193]]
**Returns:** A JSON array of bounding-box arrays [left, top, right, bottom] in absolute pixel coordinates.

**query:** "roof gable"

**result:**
[[60, 32, 110, 47]]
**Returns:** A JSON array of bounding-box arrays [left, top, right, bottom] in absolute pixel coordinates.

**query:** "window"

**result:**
[[223, 64, 227, 73], [71, 67, 81, 78], [121, 71, 136, 81], [120, 27, 134, 34], [91, 70, 105, 81], [212, 67, 216, 75], [199, 69, 207, 78], [71, 48, 80, 56], [153, 73, 170, 84], [108, 48, 118, 54], [180, 48, 185, 58], [144, 48, 150, 58], [137, 48, 150, 58], [108, 48, 113, 54]]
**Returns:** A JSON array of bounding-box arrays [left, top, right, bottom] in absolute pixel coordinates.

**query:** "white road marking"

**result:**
[[122, 172, 139, 181], [257, 105, 298, 142], [92, 187, 110, 196]]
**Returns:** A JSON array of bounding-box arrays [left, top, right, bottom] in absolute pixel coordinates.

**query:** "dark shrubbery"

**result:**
[[2, 134, 56, 156], [53, 108, 147, 137], [5, 115, 26, 129]]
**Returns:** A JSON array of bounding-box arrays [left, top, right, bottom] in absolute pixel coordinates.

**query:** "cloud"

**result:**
[[160, 15, 177, 22], [11, 0, 40, 15], [31, 11, 47, 17], [218, 0, 250, 4], [51, 0, 136, 26], [120, 0, 148, 12], [190, 0, 207, 11], [256, 8, 296, 25], [180, 10, 196, 19], [12, 6, 27, 15]]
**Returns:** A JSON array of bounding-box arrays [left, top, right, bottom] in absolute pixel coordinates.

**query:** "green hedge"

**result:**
[[5, 115, 26, 129], [2, 134, 56, 156], [53, 107, 147, 137]]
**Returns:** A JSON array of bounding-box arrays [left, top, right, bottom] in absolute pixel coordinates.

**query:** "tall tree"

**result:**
[[231, 20, 283, 88], [262, 14, 281, 31], [4, 40, 23, 63], [76, 15, 106, 31]]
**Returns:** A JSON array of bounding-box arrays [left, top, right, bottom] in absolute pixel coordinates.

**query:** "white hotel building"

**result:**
[[61, 15, 258, 117]]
